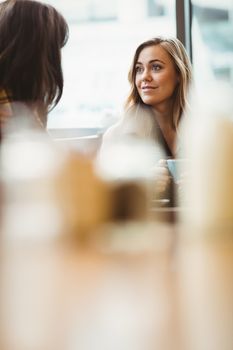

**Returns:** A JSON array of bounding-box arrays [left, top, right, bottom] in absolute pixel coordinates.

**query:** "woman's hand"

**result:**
[[151, 159, 171, 198]]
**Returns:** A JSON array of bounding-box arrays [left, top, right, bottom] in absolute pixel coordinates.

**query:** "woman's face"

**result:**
[[135, 44, 179, 110]]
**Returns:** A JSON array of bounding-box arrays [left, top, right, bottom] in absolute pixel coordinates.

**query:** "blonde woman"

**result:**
[[101, 36, 193, 204]]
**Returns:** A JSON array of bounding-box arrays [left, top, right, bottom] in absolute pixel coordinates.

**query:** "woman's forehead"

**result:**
[[137, 44, 172, 64]]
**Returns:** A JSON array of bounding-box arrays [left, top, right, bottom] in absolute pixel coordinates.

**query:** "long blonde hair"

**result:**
[[125, 36, 192, 133]]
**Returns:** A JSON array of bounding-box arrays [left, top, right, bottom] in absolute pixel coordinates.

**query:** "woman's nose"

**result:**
[[141, 68, 152, 82]]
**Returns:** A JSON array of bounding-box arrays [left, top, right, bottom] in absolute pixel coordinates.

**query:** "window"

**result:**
[[42, 0, 176, 130], [191, 0, 233, 86]]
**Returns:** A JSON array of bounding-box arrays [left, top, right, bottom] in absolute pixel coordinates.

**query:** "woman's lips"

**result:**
[[142, 86, 157, 90], [142, 86, 157, 93]]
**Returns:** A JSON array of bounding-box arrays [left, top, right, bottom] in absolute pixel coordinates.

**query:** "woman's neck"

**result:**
[[152, 110, 174, 130], [151, 104, 177, 157], [151, 99, 174, 128]]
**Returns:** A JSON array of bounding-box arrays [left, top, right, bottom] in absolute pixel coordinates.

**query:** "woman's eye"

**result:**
[[135, 66, 143, 74], [152, 64, 162, 71]]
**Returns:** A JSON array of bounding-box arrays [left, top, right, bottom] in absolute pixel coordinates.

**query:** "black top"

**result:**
[[155, 121, 173, 159], [155, 123, 176, 207]]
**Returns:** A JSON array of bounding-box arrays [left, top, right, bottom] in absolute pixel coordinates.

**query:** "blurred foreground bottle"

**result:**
[[177, 82, 233, 350], [179, 82, 233, 233], [93, 135, 169, 253], [96, 137, 154, 221], [55, 149, 111, 241]]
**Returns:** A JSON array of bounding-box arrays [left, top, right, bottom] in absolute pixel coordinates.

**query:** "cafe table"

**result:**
[[0, 220, 232, 350]]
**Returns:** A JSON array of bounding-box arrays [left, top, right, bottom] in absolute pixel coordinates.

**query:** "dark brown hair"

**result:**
[[0, 0, 69, 125], [125, 36, 192, 130]]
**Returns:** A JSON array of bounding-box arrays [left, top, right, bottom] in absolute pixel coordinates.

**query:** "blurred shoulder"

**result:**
[[102, 120, 123, 142], [99, 120, 124, 156]]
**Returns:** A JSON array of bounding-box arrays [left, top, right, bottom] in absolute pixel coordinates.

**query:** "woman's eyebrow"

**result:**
[[136, 59, 165, 65]]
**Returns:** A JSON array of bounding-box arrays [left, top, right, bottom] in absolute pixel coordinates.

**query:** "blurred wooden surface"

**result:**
[[0, 222, 232, 350]]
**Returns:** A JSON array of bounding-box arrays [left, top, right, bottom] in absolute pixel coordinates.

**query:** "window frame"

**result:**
[[176, 0, 193, 62]]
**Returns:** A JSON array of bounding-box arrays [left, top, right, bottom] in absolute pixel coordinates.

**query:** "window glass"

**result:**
[[41, 0, 176, 129], [191, 0, 233, 87]]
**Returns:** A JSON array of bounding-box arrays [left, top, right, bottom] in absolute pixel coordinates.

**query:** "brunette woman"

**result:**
[[0, 0, 69, 135]]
